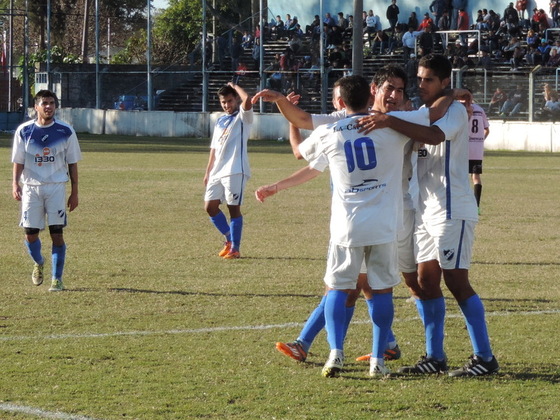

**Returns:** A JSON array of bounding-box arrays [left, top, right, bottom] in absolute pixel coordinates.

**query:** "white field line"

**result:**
[[1, 309, 559, 342], [0, 403, 100, 419], [1, 309, 559, 420]]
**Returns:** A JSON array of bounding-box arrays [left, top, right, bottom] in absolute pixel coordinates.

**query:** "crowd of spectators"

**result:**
[[205, 2, 560, 120]]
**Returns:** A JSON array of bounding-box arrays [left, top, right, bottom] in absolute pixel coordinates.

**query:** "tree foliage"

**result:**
[[147, 0, 254, 65], [0, 0, 258, 66], [3, 0, 147, 62]]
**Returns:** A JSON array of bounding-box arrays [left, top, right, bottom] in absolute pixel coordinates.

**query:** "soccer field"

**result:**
[[1, 134, 559, 420]]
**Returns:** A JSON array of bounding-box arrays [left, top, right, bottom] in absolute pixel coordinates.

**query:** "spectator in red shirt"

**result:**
[[418, 12, 434, 31]]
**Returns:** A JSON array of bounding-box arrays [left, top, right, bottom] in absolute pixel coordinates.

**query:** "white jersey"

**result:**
[[416, 101, 478, 223], [311, 109, 347, 128], [12, 118, 82, 186], [209, 106, 253, 179], [468, 103, 489, 161], [299, 109, 429, 247], [313, 109, 418, 211]]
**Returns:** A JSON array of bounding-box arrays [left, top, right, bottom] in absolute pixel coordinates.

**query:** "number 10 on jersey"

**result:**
[[344, 137, 377, 173]]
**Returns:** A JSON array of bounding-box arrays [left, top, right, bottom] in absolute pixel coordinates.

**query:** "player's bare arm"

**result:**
[[357, 89, 471, 145], [289, 124, 305, 159], [67, 163, 79, 212], [228, 82, 252, 111], [12, 163, 24, 201], [252, 89, 313, 130], [255, 166, 321, 203], [203, 149, 216, 186]]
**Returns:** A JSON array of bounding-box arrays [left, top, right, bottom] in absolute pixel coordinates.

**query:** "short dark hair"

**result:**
[[371, 64, 407, 89], [418, 53, 452, 80], [337, 75, 371, 110], [217, 85, 238, 98], [34, 89, 59, 107]]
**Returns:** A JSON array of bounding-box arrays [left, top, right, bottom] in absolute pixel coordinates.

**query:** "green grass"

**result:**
[[1, 134, 559, 419]]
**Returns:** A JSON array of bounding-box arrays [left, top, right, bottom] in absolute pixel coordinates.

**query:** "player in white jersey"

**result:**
[[12, 90, 82, 292], [467, 102, 489, 211], [357, 54, 499, 377], [255, 75, 436, 378], [204, 83, 253, 259]]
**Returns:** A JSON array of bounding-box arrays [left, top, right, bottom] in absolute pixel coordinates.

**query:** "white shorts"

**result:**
[[204, 174, 248, 206], [359, 209, 416, 275], [415, 219, 476, 270], [397, 208, 417, 273], [325, 242, 401, 290], [20, 183, 67, 230]]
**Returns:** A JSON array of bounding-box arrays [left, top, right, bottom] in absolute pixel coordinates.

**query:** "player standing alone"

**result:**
[[467, 102, 489, 212], [204, 82, 253, 259], [12, 90, 82, 292]]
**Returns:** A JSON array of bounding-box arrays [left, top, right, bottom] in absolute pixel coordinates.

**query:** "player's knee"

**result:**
[[24, 228, 40, 236], [49, 225, 64, 235], [204, 203, 219, 216]]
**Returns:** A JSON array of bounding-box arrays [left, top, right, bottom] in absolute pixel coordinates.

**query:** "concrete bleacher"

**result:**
[[155, 28, 560, 118], [155, 34, 411, 114]]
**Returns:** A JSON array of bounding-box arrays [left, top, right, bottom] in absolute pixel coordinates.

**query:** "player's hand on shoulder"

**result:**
[[358, 112, 390, 133], [452, 88, 472, 106]]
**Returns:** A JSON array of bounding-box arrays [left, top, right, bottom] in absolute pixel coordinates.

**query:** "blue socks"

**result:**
[[52, 244, 66, 280], [297, 296, 356, 353], [343, 305, 355, 341], [210, 212, 243, 251], [366, 293, 394, 359], [230, 216, 243, 251], [324, 290, 348, 350], [297, 295, 327, 352], [416, 297, 446, 360], [25, 239, 44, 265], [26, 240, 67, 280], [210, 211, 231, 241], [459, 294, 493, 360]]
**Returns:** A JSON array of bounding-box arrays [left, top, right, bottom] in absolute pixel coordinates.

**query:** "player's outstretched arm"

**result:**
[[357, 89, 470, 145], [359, 112, 446, 145], [255, 166, 321, 203], [252, 89, 313, 130]]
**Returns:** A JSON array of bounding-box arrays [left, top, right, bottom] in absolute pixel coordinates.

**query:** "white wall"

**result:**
[[52, 108, 558, 152], [486, 120, 560, 152]]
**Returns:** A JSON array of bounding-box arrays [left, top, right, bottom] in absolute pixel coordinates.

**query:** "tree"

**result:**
[[148, 0, 254, 65], [4, 0, 148, 62]]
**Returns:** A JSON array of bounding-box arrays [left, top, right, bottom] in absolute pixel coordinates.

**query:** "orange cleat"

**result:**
[[275, 341, 307, 362], [222, 249, 240, 259], [218, 241, 232, 257]]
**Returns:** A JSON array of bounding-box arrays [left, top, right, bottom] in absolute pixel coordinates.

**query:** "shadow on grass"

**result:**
[[473, 261, 560, 266], [321, 367, 560, 383], [107, 287, 321, 299]]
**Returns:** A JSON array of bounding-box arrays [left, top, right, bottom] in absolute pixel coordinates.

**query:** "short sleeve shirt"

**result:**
[[299, 109, 429, 247], [468, 103, 489, 160], [209, 106, 253, 179], [416, 102, 478, 222], [12, 119, 82, 185]]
